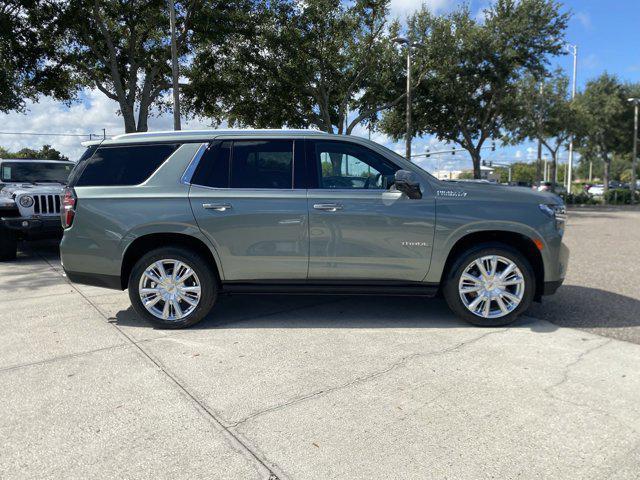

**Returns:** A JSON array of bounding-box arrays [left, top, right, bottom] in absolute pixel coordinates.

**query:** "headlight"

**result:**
[[539, 203, 566, 233], [19, 195, 34, 208]]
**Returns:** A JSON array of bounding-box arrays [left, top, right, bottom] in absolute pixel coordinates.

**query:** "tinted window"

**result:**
[[74, 144, 179, 187], [191, 141, 231, 188], [231, 140, 293, 189], [313, 141, 399, 190], [1, 162, 73, 184]]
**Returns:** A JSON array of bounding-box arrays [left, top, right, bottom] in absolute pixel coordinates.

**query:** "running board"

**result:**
[[220, 281, 439, 297]]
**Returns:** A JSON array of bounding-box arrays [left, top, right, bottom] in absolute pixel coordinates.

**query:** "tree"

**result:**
[[184, 0, 407, 135], [0, 1, 74, 112], [380, 0, 568, 178], [506, 71, 582, 191], [0, 144, 68, 160], [575, 73, 631, 201]]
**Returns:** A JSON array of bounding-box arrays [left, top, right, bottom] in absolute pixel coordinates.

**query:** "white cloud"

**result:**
[[0, 89, 211, 160], [388, 0, 453, 18]]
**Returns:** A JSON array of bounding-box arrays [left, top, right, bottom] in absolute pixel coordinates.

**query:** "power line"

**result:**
[[0, 131, 102, 138]]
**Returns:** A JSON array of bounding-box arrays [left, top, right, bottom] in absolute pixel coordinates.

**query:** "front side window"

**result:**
[[74, 144, 179, 187], [313, 141, 399, 190]]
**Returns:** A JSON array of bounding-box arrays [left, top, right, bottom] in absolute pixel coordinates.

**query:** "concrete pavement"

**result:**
[[1, 241, 639, 479]]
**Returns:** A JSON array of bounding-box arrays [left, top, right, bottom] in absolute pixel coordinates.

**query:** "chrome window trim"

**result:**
[[180, 142, 209, 185]]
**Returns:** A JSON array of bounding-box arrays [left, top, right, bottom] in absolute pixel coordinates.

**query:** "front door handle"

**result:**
[[313, 203, 343, 212], [203, 203, 232, 212]]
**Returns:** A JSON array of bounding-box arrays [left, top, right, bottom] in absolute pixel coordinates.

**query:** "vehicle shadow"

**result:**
[[113, 294, 538, 331], [112, 285, 640, 333], [528, 285, 640, 329]]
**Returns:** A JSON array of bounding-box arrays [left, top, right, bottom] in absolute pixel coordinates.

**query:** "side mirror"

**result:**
[[394, 170, 422, 199]]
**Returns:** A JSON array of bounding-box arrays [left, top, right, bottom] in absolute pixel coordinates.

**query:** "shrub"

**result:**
[[604, 189, 640, 205]]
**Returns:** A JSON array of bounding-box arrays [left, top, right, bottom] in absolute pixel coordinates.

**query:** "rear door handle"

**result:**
[[313, 203, 343, 212], [203, 203, 232, 212]]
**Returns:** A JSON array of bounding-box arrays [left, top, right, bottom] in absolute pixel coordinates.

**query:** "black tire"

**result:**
[[0, 230, 18, 261], [128, 247, 217, 329], [442, 242, 535, 327]]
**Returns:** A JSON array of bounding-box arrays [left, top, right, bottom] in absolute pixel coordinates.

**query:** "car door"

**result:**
[[189, 138, 309, 280], [306, 139, 435, 282]]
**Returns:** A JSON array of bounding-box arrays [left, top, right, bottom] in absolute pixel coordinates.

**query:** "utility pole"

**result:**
[[392, 37, 423, 160], [169, 0, 181, 130], [629, 98, 640, 203], [566, 44, 578, 193]]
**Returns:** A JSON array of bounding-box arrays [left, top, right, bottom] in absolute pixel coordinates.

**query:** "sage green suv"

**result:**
[[60, 130, 568, 328]]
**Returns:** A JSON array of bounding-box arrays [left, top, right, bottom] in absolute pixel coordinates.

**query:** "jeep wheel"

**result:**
[[0, 231, 18, 261], [443, 242, 535, 327], [129, 247, 217, 329]]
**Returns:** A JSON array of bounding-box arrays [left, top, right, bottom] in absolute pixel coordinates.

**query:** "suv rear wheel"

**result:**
[[443, 242, 535, 327], [129, 247, 217, 329]]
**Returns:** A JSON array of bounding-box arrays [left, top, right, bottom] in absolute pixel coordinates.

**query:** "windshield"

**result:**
[[0, 162, 74, 184]]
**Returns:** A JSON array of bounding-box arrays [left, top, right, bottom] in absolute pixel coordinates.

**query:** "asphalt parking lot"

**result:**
[[1, 207, 639, 479]]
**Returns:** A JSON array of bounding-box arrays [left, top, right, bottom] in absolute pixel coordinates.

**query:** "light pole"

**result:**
[[565, 44, 577, 192], [168, 0, 181, 130], [629, 98, 639, 203], [393, 37, 423, 160]]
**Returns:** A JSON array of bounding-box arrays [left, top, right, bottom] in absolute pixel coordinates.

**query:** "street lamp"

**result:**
[[565, 43, 578, 192], [168, 0, 181, 130], [392, 36, 424, 160], [628, 97, 640, 203]]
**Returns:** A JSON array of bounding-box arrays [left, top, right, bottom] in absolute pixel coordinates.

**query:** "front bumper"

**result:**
[[1, 216, 62, 236]]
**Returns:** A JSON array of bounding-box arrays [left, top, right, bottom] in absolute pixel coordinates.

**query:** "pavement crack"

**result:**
[[229, 328, 507, 429], [37, 252, 286, 480]]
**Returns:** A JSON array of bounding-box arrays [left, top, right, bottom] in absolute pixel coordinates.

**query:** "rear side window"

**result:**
[[231, 140, 293, 189], [74, 144, 179, 187], [191, 139, 295, 189]]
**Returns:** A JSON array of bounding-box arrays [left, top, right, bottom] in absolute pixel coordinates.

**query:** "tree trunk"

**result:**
[[602, 151, 610, 204], [120, 102, 137, 133], [470, 150, 482, 179], [535, 140, 542, 184], [328, 152, 343, 176], [550, 152, 557, 192]]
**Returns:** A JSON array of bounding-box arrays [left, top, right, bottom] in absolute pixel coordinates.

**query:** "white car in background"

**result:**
[[587, 184, 605, 196]]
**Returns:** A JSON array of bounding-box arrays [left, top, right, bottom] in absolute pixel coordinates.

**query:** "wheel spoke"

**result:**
[[499, 262, 516, 280], [468, 295, 484, 312], [475, 259, 490, 280], [155, 261, 168, 280], [495, 296, 509, 314], [143, 294, 162, 308], [482, 297, 491, 317], [181, 285, 201, 294], [460, 285, 482, 294], [178, 292, 198, 307], [502, 277, 524, 286], [172, 261, 184, 281], [171, 299, 183, 319], [502, 291, 521, 305], [176, 268, 195, 284], [489, 256, 498, 277], [144, 269, 161, 284], [140, 287, 161, 295], [161, 300, 170, 319]]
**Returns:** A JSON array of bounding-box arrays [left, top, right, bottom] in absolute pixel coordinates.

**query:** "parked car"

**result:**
[[586, 184, 605, 196], [60, 130, 569, 328], [0, 158, 74, 260], [534, 182, 567, 194]]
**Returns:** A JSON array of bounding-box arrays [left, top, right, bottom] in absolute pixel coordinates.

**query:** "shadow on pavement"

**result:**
[[113, 294, 544, 331], [529, 285, 640, 329]]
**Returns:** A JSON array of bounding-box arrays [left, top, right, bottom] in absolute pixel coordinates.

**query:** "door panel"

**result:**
[[190, 188, 308, 280], [308, 189, 435, 281], [188, 139, 308, 280]]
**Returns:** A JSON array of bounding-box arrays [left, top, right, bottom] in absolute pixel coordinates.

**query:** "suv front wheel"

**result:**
[[129, 247, 217, 329], [443, 242, 535, 327]]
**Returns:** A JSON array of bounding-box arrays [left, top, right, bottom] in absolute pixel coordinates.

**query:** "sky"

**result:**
[[1, 0, 638, 173]]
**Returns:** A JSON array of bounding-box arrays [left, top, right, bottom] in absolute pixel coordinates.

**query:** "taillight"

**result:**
[[61, 187, 76, 229]]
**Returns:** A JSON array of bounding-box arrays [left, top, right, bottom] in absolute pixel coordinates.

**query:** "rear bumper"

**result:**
[[64, 270, 123, 290], [543, 279, 564, 296], [1, 216, 62, 237]]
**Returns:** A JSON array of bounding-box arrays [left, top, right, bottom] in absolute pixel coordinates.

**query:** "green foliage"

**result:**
[[184, 0, 405, 134], [560, 191, 598, 205], [575, 73, 631, 201], [0, 1, 75, 112], [380, 0, 568, 178], [604, 188, 640, 205], [0, 144, 68, 160]]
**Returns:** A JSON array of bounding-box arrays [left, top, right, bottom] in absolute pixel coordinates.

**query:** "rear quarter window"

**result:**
[[73, 144, 180, 187]]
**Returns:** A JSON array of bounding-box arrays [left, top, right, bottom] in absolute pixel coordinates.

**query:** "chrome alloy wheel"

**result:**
[[138, 259, 202, 321], [458, 255, 525, 319]]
